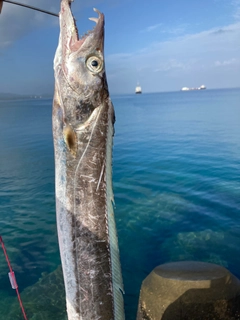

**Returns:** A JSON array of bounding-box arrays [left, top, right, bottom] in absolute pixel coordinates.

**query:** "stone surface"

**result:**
[[137, 261, 240, 320]]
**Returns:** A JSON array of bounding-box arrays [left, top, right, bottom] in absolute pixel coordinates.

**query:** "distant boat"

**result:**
[[181, 85, 206, 91], [135, 85, 142, 94]]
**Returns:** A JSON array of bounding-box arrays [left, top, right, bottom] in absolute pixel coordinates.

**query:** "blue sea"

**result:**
[[0, 88, 240, 319]]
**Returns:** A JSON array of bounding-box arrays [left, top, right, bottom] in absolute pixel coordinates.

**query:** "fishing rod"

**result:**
[[0, 0, 59, 17]]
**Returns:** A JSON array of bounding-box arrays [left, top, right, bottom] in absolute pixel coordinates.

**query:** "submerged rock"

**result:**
[[2, 265, 66, 320], [162, 229, 228, 266]]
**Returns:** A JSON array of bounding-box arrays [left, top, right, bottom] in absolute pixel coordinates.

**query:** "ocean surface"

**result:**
[[0, 88, 240, 319]]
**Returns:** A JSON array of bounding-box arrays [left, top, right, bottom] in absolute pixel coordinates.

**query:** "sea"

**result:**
[[0, 88, 240, 319]]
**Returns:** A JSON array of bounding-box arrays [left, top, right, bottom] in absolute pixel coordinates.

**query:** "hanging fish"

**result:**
[[52, 1, 125, 319]]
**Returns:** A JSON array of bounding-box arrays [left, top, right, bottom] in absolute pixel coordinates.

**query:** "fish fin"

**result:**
[[106, 102, 125, 319]]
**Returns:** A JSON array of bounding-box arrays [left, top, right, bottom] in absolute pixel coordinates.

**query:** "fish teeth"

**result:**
[[89, 8, 101, 24], [89, 17, 99, 24], [93, 8, 101, 16]]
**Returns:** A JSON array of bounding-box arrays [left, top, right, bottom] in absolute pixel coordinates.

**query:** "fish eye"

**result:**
[[86, 55, 103, 74], [91, 60, 98, 67]]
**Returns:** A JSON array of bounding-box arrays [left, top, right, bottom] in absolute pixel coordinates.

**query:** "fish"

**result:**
[[52, 1, 125, 319]]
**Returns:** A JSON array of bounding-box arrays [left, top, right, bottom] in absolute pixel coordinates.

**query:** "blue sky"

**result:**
[[0, 0, 240, 94]]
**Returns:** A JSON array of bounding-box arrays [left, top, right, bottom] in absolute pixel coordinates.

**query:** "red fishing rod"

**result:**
[[0, 0, 59, 17], [0, 235, 28, 320]]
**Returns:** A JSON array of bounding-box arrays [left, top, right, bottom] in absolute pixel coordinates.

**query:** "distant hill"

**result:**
[[0, 93, 53, 100]]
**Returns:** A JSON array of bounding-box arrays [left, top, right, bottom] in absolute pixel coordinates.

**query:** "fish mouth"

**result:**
[[60, 0, 104, 52]]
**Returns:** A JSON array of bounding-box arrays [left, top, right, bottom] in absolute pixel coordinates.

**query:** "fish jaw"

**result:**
[[54, 1, 105, 99], [58, 0, 104, 54], [54, 1, 108, 133]]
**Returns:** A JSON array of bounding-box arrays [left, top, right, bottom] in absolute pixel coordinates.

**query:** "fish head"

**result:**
[[54, 0, 108, 106]]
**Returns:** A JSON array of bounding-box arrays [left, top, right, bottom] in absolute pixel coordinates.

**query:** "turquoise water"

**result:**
[[0, 88, 240, 319]]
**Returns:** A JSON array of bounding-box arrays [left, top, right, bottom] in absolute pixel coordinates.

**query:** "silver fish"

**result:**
[[52, 1, 124, 319]]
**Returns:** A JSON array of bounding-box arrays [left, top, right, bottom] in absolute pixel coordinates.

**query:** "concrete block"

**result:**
[[137, 261, 240, 320]]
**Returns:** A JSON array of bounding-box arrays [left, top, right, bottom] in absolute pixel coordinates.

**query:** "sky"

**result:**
[[0, 0, 240, 95]]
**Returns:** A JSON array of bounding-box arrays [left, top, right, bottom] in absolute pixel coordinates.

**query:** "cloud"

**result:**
[[141, 23, 162, 33], [141, 23, 187, 35], [108, 22, 240, 68], [106, 22, 240, 93], [161, 25, 188, 36], [154, 59, 187, 72], [214, 58, 239, 66], [211, 28, 233, 35]]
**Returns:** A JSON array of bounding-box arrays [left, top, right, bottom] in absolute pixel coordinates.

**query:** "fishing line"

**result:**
[[1, 0, 59, 17], [0, 235, 28, 320]]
